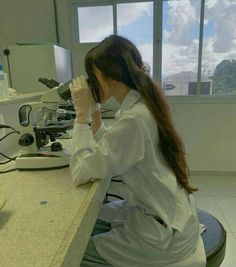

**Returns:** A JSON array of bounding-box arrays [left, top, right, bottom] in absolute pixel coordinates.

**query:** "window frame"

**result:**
[[73, 0, 236, 102]]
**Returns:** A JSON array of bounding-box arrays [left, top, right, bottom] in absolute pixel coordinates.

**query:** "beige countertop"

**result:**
[[0, 163, 110, 267]]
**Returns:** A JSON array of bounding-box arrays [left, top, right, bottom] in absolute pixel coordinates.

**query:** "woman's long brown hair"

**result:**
[[85, 35, 197, 194]]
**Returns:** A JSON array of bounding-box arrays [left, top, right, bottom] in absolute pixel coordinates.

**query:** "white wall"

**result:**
[[0, 1, 236, 173], [0, 0, 56, 49], [72, 43, 98, 76], [169, 100, 236, 172]]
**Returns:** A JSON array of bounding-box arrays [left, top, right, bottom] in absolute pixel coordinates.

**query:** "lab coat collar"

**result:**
[[119, 89, 141, 115]]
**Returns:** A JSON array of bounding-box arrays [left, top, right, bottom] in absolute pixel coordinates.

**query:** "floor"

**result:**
[[190, 175, 236, 267]]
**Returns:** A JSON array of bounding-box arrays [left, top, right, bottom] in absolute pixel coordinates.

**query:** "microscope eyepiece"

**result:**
[[38, 78, 60, 89]]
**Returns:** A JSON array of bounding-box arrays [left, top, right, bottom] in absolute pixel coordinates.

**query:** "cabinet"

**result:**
[[3, 44, 72, 93]]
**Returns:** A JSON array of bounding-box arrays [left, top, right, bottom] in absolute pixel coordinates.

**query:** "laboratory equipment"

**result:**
[[15, 79, 74, 170]]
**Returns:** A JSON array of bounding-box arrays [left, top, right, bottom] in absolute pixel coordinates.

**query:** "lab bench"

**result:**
[[0, 96, 115, 267], [0, 165, 110, 267]]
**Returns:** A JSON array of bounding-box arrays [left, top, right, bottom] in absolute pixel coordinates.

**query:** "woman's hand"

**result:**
[[69, 76, 99, 124]]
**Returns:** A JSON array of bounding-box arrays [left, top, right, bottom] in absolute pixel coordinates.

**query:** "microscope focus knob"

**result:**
[[19, 133, 34, 146], [51, 142, 62, 151]]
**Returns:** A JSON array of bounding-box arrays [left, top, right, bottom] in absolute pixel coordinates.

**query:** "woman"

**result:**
[[69, 35, 206, 267]]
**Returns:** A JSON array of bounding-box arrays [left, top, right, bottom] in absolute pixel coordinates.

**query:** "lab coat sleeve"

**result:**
[[93, 121, 107, 141], [69, 115, 145, 185]]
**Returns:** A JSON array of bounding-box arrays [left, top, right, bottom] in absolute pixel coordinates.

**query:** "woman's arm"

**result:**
[[69, 115, 145, 185]]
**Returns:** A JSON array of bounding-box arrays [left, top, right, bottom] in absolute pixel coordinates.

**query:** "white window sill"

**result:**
[[167, 95, 236, 104]]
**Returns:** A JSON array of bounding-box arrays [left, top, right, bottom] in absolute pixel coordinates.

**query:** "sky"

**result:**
[[78, 0, 236, 77]]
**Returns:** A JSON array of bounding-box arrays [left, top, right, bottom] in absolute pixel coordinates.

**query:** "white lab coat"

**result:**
[[70, 89, 206, 267]]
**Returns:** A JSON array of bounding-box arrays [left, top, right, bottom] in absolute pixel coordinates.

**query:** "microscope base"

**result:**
[[15, 150, 70, 170]]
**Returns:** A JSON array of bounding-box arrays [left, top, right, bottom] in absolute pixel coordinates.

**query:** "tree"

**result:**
[[211, 59, 236, 95]]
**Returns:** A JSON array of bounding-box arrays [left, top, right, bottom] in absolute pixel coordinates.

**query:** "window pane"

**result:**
[[78, 6, 113, 43], [202, 1, 236, 95], [162, 0, 200, 95], [117, 2, 153, 76]]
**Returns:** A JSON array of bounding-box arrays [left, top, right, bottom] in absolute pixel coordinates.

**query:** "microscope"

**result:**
[[15, 79, 75, 170]]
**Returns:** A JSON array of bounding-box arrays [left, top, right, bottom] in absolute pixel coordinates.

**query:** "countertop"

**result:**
[[0, 161, 110, 267], [0, 107, 115, 267]]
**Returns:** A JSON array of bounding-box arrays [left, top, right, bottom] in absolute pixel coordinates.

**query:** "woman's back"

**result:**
[[93, 90, 202, 266]]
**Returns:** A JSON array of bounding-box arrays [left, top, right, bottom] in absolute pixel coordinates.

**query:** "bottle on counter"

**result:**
[[0, 64, 9, 99]]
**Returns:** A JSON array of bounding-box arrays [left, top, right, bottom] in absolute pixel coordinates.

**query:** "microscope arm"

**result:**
[[40, 80, 72, 112], [56, 80, 72, 100]]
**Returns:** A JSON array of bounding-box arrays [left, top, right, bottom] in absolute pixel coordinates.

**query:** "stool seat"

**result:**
[[198, 209, 227, 267]]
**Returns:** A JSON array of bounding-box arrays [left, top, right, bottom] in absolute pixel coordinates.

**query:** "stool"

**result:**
[[198, 209, 227, 267]]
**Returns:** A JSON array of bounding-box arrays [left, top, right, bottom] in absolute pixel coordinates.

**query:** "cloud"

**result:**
[[162, 0, 236, 76], [117, 2, 152, 28], [205, 0, 218, 9], [78, 6, 113, 42], [162, 36, 234, 77], [205, 0, 236, 53], [162, 41, 199, 76], [78, 3, 153, 42], [202, 37, 236, 69], [164, 0, 197, 46]]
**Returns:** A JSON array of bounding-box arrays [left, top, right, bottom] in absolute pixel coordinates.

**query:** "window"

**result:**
[[75, 0, 236, 97], [162, 0, 200, 96], [202, 1, 236, 95], [76, 1, 154, 76]]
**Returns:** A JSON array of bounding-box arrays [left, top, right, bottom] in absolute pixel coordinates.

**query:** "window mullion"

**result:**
[[73, 3, 80, 44], [113, 1, 117, 35], [153, 0, 162, 84], [196, 0, 205, 96]]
